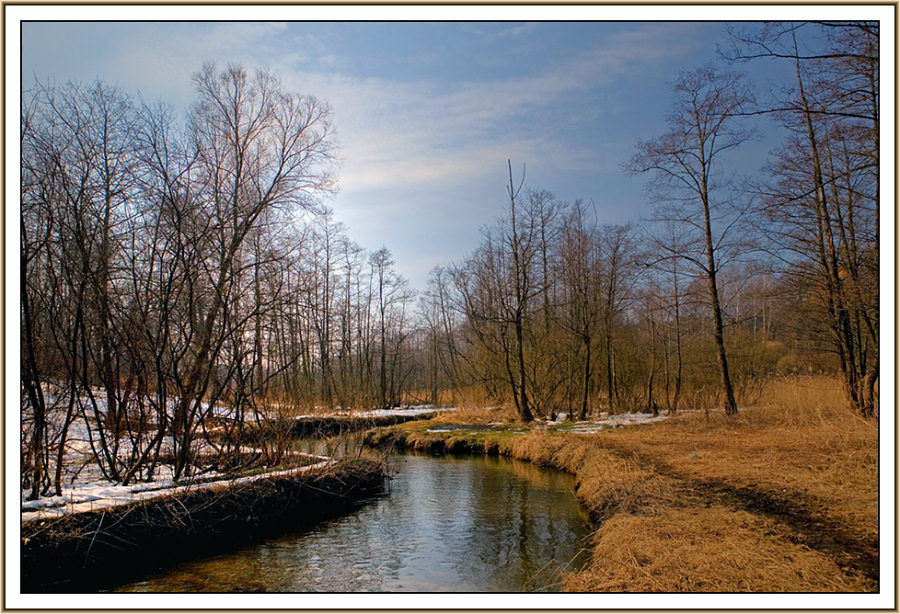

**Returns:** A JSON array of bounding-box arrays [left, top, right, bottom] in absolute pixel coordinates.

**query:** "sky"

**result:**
[[21, 19, 788, 289]]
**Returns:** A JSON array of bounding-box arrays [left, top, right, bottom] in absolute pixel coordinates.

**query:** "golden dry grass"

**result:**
[[564, 508, 875, 592], [448, 384, 502, 410], [597, 376, 878, 547], [433, 404, 518, 425], [367, 376, 879, 592]]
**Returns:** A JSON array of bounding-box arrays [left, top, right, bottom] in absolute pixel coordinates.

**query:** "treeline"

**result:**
[[416, 21, 878, 421], [21, 22, 878, 496], [418, 186, 786, 422]]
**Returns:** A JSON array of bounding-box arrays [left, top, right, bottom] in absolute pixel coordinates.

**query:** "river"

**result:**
[[115, 450, 591, 592]]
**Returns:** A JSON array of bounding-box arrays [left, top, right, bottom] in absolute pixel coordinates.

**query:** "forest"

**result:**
[[20, 21, 878, 500]]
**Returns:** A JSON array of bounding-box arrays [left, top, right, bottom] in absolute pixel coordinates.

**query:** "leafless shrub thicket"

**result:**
[[22, 65, 416, 498]]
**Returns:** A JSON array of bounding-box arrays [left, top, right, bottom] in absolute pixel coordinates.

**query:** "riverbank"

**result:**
[[287, 409, 437, 438], [21, 459, 386, 592], [221, 407, 439, 444], [364, 377, 878, 592]]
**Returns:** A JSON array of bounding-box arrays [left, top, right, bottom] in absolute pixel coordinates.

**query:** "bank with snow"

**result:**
[[21, 459, 386, 592]]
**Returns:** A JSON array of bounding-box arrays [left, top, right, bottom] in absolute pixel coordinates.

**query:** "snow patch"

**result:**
[[22, 449, 331, 521], [21, 457, 336, 523], [288, 406, 456, 420], [553, 411, 671, 433]]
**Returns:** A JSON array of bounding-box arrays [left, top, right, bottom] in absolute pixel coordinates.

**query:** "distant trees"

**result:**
[[450, 165, 572, 422], [555, 201, 603, 420], [447, 164, 643, 422], [420, 266, 464, 405]]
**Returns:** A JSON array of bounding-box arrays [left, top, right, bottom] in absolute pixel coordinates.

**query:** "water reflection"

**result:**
[[117, 453, 590, 592]]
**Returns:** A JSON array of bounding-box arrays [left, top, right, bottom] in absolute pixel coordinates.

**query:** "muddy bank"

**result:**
[[363, 426, 521, 459], [21, 460, 386, 592]]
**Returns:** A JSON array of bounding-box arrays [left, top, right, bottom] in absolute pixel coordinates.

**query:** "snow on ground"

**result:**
[[21, 394, 448, 519], [21, 452, 334, 523], [550, 411, 670, 433], [286, 406, 456, 420], [354, 406, 450, 418]]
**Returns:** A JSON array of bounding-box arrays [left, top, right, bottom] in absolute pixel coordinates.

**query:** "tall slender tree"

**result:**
[[630, 67, 754, 415]]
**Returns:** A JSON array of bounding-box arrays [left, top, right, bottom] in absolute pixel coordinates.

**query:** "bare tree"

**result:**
[[555, 201, 604, 420], [630, 67, 754, 415], [726, 22, 878, 416], [155, 64, 335, 477]]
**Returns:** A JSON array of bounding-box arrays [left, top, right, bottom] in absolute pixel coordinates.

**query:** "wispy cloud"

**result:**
[[273, 23, 702, 195], [27, 21, 700, 195], [20, 20, 718, 288], [481, 22, 539, 42], [103, 22, 295, 105]]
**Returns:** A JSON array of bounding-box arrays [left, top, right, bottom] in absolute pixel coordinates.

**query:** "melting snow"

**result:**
[[555, 411, 671, 433], [21, 395, 447, 521], [291, 406, 454, 419], [21, 453, 334, 523]]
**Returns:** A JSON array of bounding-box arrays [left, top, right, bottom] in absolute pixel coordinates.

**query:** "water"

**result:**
[[116, 452, 591, 592]]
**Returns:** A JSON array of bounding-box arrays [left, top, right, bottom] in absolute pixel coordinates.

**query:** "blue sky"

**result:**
[[22, 20, 780, 288]]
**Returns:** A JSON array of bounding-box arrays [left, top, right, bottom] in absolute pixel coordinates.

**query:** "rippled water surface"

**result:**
[[116, 453, 590, 592]]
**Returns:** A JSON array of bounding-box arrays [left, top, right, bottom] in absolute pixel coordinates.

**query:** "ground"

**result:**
[[364, 376, 879, 592]]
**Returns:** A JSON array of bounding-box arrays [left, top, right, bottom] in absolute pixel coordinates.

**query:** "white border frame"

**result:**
[[5, 4, 895, 610]]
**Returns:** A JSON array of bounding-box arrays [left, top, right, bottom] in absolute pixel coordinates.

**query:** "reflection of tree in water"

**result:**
[[504, 456, 568, 489], [457, 456, 588, 591]]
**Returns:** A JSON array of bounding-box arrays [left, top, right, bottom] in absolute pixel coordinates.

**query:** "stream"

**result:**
[[115, 449, 591, 592]]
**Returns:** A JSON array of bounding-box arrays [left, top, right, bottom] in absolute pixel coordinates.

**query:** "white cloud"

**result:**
[[271, 23, 701, 196], [480, 22, 540, 42]]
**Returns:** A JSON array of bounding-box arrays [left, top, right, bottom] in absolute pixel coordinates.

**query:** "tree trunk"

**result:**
[[580, 335, 591, 420], [700, 182, 737, 415]]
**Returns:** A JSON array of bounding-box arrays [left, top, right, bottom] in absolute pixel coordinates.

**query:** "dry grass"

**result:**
[[448, 385, 501, 410], [598, 376, 879, 548], [366, 375, 879, 593], [750, 374, 877, 426], [433, 404, 518, 425], [565, 508, 875, 593]]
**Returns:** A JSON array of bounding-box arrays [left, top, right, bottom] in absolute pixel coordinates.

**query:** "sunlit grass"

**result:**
[[365, 375, 879, 592]]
